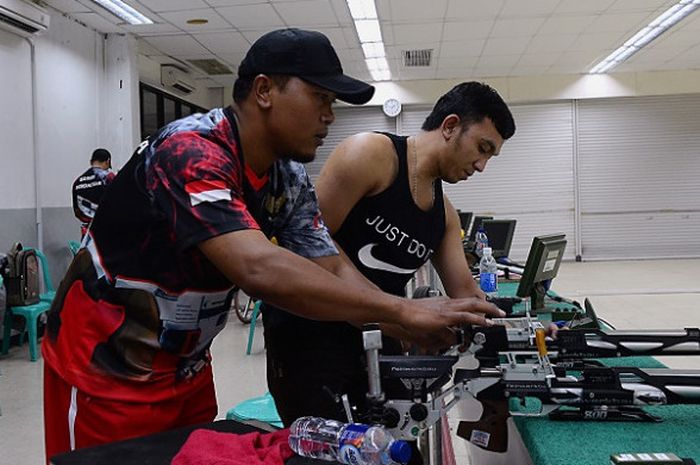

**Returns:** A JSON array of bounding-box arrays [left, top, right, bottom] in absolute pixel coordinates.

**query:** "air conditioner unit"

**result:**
[[0, 0, 50, 37], [161, 65, 196, 95]]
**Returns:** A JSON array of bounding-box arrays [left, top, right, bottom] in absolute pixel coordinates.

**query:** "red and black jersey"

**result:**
[[43, 107, 337, 402]]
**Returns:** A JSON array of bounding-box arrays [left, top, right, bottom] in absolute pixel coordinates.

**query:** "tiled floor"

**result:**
[[0, 259, 698, 465]]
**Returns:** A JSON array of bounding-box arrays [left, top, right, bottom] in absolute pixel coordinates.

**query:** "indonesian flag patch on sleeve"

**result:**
[[185, 179, 232, 206]]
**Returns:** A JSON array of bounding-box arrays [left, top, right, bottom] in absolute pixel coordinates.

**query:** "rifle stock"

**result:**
[[456, 383, 510, 453]]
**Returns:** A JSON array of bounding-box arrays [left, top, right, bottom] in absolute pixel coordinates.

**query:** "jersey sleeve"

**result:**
[[275, 167, 338, 258], [148, 131, 259, 251]]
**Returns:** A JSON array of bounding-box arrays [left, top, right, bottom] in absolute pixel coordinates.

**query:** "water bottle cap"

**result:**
[[483, 247, 492, 255], [389, 440, 412, 464]]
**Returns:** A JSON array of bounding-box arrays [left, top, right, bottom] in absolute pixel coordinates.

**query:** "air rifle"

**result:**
[[356, 319, 700, 453]]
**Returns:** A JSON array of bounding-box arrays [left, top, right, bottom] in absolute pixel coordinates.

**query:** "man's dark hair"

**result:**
[[90, 148, 111, 163], [232, 75, 291, 104], [421, 82, 515, 140]]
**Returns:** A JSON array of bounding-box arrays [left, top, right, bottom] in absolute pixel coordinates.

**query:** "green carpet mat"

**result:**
[[512, 357, 700, 464]]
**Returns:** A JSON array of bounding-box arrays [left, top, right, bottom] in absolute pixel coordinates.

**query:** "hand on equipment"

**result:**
[[399, 297, 505, 350]]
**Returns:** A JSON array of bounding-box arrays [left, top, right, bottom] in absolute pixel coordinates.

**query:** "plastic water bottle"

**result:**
[[479, 247, 498, 297], [475, 226, 488, 258], [288, 416, 412, 465]]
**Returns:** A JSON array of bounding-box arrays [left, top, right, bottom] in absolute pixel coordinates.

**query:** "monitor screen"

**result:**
[[481, 219, 516, 258], [516, 234, 567, 311], [458, 211, 473, 233], [468, 215, 493, 242]]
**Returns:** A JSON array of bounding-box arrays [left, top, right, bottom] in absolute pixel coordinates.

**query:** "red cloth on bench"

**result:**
[[171, 428, 294, 465]]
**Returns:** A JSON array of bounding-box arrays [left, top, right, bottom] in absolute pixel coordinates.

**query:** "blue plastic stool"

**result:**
[[226, 391, 283, 429], [245, 300, 262, 355]]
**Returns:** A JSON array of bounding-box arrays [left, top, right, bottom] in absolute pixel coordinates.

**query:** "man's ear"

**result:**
[[252, 74, 274, 109], [441, 114, 461, 140]]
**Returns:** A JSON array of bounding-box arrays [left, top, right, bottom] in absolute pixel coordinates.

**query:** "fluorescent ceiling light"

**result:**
[[92, 0, 154, 25], [361, 42, 386, 58], [354, 19, 382, 43], [589, 0, 700, 73], [347, 0, 391, 82], [347, 0, 377, 19], [365, 57, 389, 72]]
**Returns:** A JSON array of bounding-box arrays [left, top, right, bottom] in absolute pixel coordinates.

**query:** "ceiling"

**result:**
[[42, 0, 700, 88]]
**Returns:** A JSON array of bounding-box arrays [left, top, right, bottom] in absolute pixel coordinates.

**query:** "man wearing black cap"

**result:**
[[42, 28, 502, 460], [71, 148, 115, 237]]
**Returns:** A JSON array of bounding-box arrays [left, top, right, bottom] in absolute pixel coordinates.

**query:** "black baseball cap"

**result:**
[[238, 28, 375, 105], [90, 148, 111, 163]]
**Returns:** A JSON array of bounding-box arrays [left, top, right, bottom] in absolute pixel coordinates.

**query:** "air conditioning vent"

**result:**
[[171, 82, 193, 93], [0, 10, 37, 33], [403, 49, 433, 67], [0, 0, 50, 37], [161, 65, 196, 95]]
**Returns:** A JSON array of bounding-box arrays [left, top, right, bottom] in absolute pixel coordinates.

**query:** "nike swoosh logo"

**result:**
[[357, 243, 421, 274]]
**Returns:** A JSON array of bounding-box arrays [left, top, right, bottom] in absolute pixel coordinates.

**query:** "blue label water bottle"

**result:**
[[479, 247, 498, 297]]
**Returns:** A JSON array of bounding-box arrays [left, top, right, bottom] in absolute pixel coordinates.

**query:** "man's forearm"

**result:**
[[202, 232, 404, 324]]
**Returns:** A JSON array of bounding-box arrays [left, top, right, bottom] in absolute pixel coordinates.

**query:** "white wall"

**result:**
[[33, 12, 105, 209], [0, 29, 35, 210]]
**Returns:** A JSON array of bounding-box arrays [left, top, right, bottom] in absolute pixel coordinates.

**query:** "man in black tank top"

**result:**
[[264, 83, 516, 432]]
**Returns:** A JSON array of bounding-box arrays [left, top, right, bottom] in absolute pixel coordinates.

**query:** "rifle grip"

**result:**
[[456, 397, 510, 453]]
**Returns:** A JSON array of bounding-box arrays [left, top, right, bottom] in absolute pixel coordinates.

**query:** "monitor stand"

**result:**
[[529, 282, 548, 314]]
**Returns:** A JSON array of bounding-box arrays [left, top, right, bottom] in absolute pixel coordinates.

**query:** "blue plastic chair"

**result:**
[[1, 248, 53, 361], [33, 249, 55, 303], [226, 392, 283, 430], [2, 300, 50, 361]]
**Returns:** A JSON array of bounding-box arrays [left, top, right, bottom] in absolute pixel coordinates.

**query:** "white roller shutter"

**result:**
[[402, 103, 576, 262], [305, 106, 396, 183], [578, 94, 700, 260], [399, 105, 432, 135]]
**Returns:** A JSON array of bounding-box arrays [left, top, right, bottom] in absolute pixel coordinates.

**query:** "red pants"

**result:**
[[43, 364, 217, 463]]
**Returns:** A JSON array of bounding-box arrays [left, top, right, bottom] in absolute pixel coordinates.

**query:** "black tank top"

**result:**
[[262, 133, 446, 358], [334, 132, 446, 296]]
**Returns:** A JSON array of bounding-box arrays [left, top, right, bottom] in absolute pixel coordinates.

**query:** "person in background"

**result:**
[[71, 148, 115, 237], [42, 29, 502, 462], [264, 82, 516, 430]]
